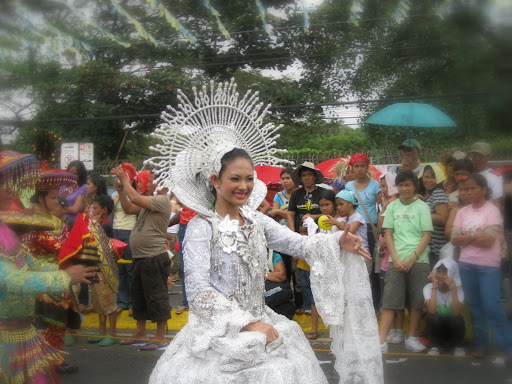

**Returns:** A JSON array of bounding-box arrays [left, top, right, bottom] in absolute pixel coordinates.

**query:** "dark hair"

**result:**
[[453, 158, 474, 174], [418, 165, 443, 195], [461, 174, 491, 200], [88, 174, 107, 196], [218, 148, 253, 178], [67, 160, 88, 186], [437, 263, 448, 274], [58, 196, 69, 208], [395, 170, 419, 192], [318, 189, 336, 206], [93, 194, 114, 215], [280, 167, 294, 177]]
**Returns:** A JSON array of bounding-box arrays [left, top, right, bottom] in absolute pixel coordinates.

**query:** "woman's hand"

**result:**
[[243, 321, 279, 344], [64, 265, 100, 284], [339, 223, 371, 260], [402, 255, 416, 272], [393, 258, 406, 272], [111, 166, 128, 182]]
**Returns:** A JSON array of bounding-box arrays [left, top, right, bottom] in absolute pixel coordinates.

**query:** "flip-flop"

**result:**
[[140, 341, 169, 351], [87, 333, 104, 343], [307, 332, 320, 340], [120, 338, 144, 345], [99, 337, 116, 347]]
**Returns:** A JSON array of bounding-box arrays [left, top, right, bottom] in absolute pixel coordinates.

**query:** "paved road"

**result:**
[[62, 280, 512, 383], [60, 332, 512, 384]]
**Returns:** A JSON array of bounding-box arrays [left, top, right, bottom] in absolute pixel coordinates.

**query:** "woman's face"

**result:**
[[0, 184, 13, 211], [422, 169, 437, 192], [40, 189, 60, 213], [280, 172, 295, 191], [68, 166, 78, 176], [460, 178, 486, 205], [454, 169, 471, 183], [86, 178, 98, 195], [352, 161, 368, 180], [212, 158, 254, 208]]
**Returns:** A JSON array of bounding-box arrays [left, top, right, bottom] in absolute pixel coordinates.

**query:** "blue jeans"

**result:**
[[459, 262, 512, 353], [178, 224, 188, 307], [114, 229, 133, 310], [300, 269, 314, 310]]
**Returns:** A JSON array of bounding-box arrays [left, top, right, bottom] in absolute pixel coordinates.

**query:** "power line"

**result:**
[[89, 14, 438, 48], [0, 42, 463, 84], [0, 91, 492, 126]]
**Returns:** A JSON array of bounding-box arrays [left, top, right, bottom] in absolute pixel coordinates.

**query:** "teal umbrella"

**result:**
[[364, 102, 456, 140]]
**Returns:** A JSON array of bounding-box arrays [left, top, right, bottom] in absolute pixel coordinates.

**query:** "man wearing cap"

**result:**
[[471, 142, 503, 208], [390, 139, 424, 176], [287, 162, 325, 233]]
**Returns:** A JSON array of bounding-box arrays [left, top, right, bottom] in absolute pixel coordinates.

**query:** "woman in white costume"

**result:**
[[148, 80, 383, 384]]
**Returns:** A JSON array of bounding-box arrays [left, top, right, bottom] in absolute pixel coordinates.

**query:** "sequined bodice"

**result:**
[[208, 211, 268, 317]]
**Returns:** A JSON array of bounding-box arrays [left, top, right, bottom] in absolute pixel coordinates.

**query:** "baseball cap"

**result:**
[[398, 139, 422, 151], [470, 142, 491, 156]]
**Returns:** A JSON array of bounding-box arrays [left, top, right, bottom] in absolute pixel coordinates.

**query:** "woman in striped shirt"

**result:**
[[417, 164, 449, 269]]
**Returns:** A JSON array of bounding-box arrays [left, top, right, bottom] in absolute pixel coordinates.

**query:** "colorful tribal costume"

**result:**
[[23, 170, 78, 356], [0, 151, 70, 384]]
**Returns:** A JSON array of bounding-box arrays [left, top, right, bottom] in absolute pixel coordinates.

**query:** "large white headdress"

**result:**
[[145, 78, 291, 217]]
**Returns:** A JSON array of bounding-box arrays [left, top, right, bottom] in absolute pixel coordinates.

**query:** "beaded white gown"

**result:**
[[149, 208, 382, 384]]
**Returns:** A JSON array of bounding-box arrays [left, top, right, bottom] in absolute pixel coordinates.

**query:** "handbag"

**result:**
[[353, 187, 381, 273]]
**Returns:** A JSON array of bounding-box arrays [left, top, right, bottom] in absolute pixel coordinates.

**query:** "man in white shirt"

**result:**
[[471, 142, 503, 210]]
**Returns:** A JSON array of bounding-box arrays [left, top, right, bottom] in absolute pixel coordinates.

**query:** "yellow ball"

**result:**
[[318, 215, 332, 231]]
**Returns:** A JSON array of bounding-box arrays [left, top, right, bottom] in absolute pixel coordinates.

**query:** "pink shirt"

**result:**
[[454, 201, 502, 268]]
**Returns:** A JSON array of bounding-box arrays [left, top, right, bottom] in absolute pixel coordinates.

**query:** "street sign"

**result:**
[[60, 143, 79, 170], [60, 143, 94, 171], [79, 143, 94, 171]]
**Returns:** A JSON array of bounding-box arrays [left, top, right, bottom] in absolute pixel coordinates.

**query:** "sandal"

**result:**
[[295, 308, 305, 315], [140, 340, 169, 351], [87, 332, 104, 344], [99, 337, 116, 347], [175, 306, 188, 314], [307, 332, 320, 340], [120, 337, 144, 345]]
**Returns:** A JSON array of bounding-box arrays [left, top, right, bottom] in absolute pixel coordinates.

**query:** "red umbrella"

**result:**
[[316, 157, 383, 180], [255, 165, 283, 184]]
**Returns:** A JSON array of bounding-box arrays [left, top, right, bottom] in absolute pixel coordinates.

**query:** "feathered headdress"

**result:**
[[145, 79, 291, 216]]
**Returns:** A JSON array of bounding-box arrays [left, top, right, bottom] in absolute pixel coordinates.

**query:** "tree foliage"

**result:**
[[2, 0, 511, 163]]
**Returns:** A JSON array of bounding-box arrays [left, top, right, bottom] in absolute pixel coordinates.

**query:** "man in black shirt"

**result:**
[[288, 162, 325, 233]]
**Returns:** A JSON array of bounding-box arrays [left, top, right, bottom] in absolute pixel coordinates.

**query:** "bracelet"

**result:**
[[414, 251, 418, 259], [378, 248, 385, 254]]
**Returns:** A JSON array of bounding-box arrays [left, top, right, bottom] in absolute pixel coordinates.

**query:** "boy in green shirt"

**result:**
[[379, 170, 433, 353]]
